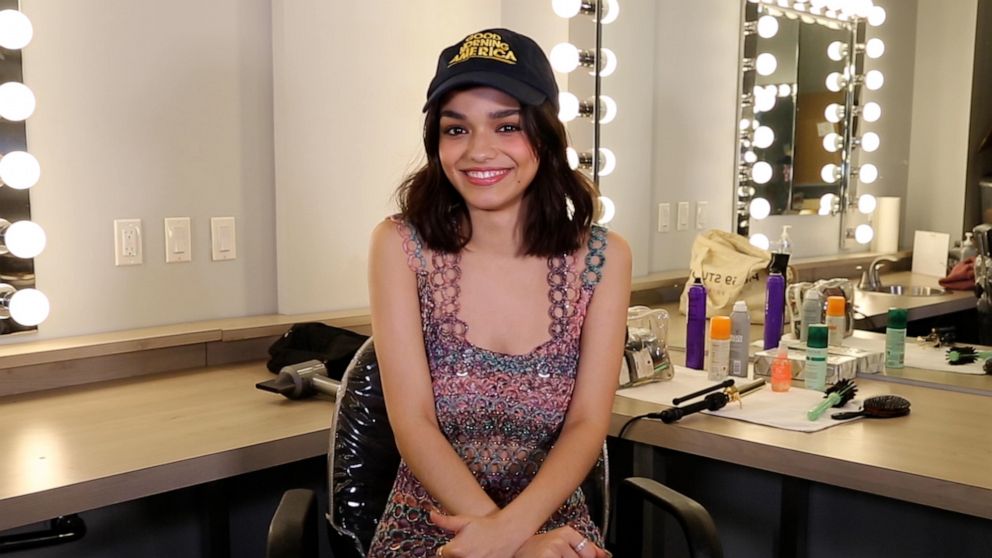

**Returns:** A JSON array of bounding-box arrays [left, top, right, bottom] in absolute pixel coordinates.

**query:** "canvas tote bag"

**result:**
[[679, 230, 771, 323]]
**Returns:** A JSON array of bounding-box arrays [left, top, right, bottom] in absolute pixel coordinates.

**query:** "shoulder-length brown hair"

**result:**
[[396, 91, 598, 257]]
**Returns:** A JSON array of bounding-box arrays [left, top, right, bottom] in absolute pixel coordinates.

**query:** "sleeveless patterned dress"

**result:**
[[366, 218, 609, 557]]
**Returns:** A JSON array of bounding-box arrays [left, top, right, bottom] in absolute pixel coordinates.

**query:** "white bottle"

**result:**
[[778, 225, 792, 255], [961, 232, 978, 262], [729, 300, 750, 378], [799, 289, 822, 343]]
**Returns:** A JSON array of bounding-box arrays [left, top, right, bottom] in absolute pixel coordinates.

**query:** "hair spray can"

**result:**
[[763, 272, 785, 350], [686, 278, 706, 370]]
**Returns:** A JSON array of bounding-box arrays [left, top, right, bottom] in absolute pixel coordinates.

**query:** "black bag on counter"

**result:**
[[266, 322, 369, 380]]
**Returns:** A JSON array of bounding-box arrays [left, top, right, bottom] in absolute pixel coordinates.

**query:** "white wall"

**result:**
[[19, 0, 277, 341]]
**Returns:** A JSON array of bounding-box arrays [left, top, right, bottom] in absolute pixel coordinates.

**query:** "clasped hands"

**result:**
[[430, 511, 610, 558]]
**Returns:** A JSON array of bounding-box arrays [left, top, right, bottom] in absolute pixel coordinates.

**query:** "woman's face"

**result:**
[[437, 87, 539, 215]]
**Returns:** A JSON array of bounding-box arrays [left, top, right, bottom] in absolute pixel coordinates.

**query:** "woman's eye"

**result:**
[[497, 123, 521, 133], [442, 126, 466, 136]]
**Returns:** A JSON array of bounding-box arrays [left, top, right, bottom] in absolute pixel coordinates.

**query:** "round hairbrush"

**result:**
[[824, 379, 857, 407], [831, 394, 911, 420]]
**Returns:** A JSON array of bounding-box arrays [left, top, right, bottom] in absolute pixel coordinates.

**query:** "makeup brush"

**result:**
[[831, 394, 911, 420], [945, 346, 992, 365]]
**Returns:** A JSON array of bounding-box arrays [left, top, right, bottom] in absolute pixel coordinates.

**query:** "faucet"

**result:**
[[859, 255, 899, 291]]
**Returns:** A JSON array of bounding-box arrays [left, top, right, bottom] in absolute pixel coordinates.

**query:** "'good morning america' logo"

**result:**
[[448, 32, 518, 66]]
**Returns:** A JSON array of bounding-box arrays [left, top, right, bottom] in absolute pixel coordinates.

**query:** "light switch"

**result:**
[[164, 217, 191, 263], [696, 201, 708, 230], [657, 203, 671, 233], [114, 219, 143, 266], [211, 217, 237, 261], [677, 202, 690, 231]]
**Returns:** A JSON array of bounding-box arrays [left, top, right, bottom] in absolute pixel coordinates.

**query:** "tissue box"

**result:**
[[753, 343, 883, 384]]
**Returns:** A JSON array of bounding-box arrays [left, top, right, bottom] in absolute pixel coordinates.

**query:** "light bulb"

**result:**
[[0, 151, 40, 190], [566, 147, 579, 170], [744, 150, 758, 164], [0, 82, 35, 121], [750, 233, 770, 250], [777, 83, 792, 97], [858, 163, 878, 183], [598, 148, 616, 176], [599, 95, 617, 124], [865, 38, 885, 58], [849, 0, 874, 17], [854, 224, 874, 244], [552, 0, 582, 18], [819, 194, 837, 215], [824, 103, 843, 123], [0, 9, 32, 50], [601, 0, 620, 24], [822, 132, 842, 152], [550, 43, 580, 73], [821, 163, 839, 183], [597, 195, 615, 225], [827, 41, 846, 61], [825, 72, 845, 92], [558, 92, 579, 122], [865, 70, 884, 90], [749, 197, 771, 220], [4, 220, 45, 258], [754, 91, 776, 112], [757, 15, 779, 38], [8, 288, 49, 326], [739, 118, 751, 131], [811, 0, 828, 8], [867, 5, 886, 26], [862, 101, 881, 122], [755, 53, 778, 76], [861, 132, 880, 152], [598, 48, 617, 77], [754, 126, 775, 149], [858, 194, 877, 214], [752, 161, 773, 184]]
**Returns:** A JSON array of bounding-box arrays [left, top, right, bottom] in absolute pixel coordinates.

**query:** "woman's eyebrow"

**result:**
[[440, 109, 464, 119], [439, 109, 521, 120]]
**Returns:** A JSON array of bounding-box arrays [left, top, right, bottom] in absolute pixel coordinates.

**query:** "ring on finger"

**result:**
[[436, 546, 445, 557], [574, 537, 588, 552]]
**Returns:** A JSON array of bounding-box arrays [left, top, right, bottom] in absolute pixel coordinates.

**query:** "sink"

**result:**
[[861, 284, 946, 297]]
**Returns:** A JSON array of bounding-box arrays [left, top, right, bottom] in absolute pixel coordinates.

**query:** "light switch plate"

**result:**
[[164, 217, 191, 263], [114, 219, 143, 266], [677, 202, 690, 231], [657, 203, 671, 233], [211, 217, 237, 261], [696, 201, 708, 230]]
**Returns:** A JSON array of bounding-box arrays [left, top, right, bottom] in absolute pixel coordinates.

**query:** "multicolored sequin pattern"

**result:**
[[367, 218, 608, 557]]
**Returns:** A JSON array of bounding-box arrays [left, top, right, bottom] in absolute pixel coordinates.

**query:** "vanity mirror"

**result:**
[[735, 0, 885, 250]]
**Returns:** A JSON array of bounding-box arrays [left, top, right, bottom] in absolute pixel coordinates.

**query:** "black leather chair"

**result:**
[[267, 338, 722, 557]]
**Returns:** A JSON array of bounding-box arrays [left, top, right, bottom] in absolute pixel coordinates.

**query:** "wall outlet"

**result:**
[[657, 203, 671, 233], [114, 219, 143, 266], [696, 201, 708, 230], [677, 202, 690, 231]]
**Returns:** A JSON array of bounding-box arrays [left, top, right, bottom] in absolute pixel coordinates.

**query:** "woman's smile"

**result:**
[[463, 167, 511, 186]]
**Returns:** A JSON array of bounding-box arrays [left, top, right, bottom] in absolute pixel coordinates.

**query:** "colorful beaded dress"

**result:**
[[366, 218, 609, 557]]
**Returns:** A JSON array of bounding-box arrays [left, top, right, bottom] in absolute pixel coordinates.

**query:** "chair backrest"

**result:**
[[326, 337, 608, 556]]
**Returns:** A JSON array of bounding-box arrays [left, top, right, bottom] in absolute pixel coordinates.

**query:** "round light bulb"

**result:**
[[754, 91, 776, 112], [749, 197, 771, 220], [750, 233, 770, 250], [557, 92, 579, 122], [757, 15, 779, 38], [755, 53, 778, 76], [0, 151, 40, 190], [598, 48, 617, 77], [827, 40, 846, 61], [824, 103, 843, 123], [743, 150, 758, 164], [858, 194, 877, 214], [598, 148, 616, 176], [821, 163, 839, 183], [865, 38, 885, 59], [867, 5, 886, 26], [861, 132, 880, 152], [752, 161, 773, 184], [849, 0, 874, 18], [858, 163, 878, 183], [819, 193, 837, 215], [601, 0, 620, 24], [549, 42, 580, 73], [777, 83, 792, 97], [566, 147, 579, 170], [825, 72, 845, 92], [8, 288, 49, 326], [739, 118, 751, 131], [855, 224, 874, 245], [4, 220, 45, 258], [599, 95, 617, 124], [822, 132, 842, 153], [754, 126, 775, 149], [597, 195, 615, 225], [0, 9, 33, 50], [552, 0, 582, 18], [811, 0, 828, 8], [862, 101, 881, 122], [865, 70, 884, 90], [0, 82, 35, 121]]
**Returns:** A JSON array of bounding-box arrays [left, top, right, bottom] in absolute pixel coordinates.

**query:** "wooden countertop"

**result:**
[[1, 360, 990, 533]]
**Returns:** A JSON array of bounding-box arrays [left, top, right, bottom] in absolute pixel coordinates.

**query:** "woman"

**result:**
[[367, 28, 630, 558]]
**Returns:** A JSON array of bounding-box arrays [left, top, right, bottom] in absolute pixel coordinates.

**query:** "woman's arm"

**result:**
[[368, 220, 499, 518]]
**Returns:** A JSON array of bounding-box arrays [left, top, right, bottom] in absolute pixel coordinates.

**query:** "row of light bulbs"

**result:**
[[550, 0, 620, 224], [0, 9, 49, 328]]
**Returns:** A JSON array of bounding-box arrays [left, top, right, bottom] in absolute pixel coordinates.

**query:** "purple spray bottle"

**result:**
[[686, 277, 706, 370], [763, 272, 786, 350]]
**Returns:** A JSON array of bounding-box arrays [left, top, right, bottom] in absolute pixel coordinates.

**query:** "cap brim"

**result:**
[[423, 71, 547, 112]]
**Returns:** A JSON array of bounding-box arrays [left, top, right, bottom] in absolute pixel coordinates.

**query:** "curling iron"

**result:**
[[657, 378, 766, 423]]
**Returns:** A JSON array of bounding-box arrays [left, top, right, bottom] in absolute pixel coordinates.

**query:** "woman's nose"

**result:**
[[468, 133, 496, 162]]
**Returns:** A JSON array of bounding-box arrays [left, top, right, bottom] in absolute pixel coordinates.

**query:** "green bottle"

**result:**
[[805, 324, 828, 391], [886, 308, 907, 369]]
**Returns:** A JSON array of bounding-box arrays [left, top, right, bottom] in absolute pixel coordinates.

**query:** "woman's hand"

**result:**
[[512, 527, 610, 558], [431, 511, 528, 558]]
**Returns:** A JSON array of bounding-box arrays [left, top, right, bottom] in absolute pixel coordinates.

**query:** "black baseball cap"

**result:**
[[424, 28, 558, 112]]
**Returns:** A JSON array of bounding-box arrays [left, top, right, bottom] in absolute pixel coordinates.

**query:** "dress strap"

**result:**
[[581, 225, 609, 290], [388, 215, 427, 273]]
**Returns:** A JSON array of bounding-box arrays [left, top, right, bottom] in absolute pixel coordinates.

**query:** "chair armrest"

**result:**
[[267, 489, 318, 558], [615, 477, 723, 558]]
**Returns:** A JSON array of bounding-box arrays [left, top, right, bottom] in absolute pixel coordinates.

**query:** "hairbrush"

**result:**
[[945, 346, 992, 365], [985, 359, 992, 375], [807, 380, 857, 421], [831, 394, 911, 420]]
